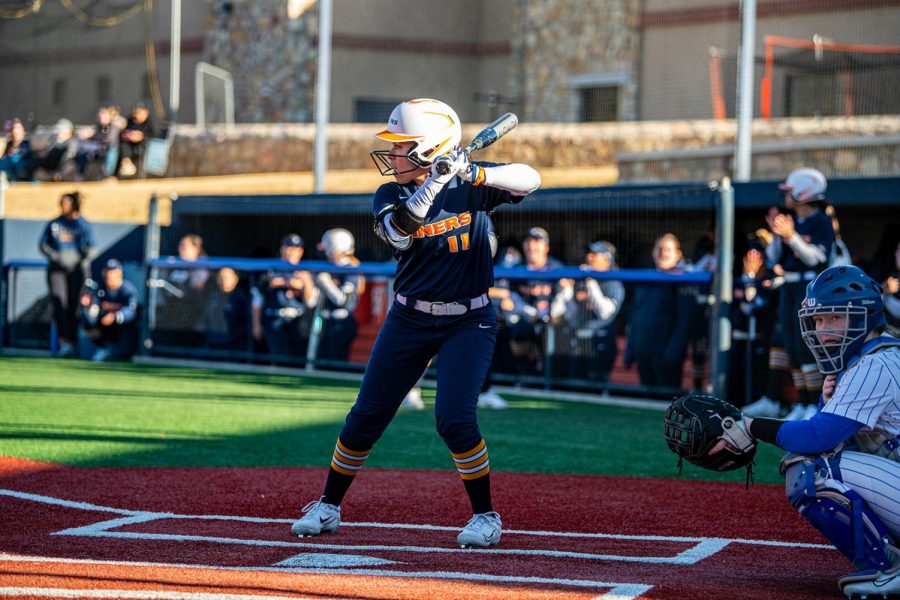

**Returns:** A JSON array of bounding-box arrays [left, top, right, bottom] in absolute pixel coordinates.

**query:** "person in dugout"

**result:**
[[555, 241, 625, 388], [252, 234, 319, 361], [79, 259, 139, 361], [313, 228, 364, 364]]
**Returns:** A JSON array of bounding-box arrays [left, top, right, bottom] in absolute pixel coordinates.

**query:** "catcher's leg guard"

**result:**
[[782, 453, 899, 573]]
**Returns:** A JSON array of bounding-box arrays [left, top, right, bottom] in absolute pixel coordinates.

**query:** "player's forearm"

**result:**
[[404, 175, 446, 218], [748, 412, 861, 454], [785, 234, 827, 267], [482, 164, 541, 196], [586, 280, 621, 321]]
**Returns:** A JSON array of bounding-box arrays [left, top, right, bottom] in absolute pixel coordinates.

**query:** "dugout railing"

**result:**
[[4, 256, 712, 399]]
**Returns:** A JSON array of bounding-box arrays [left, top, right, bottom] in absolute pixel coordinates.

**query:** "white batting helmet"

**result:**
[[370, 98, 461, 175], [779, 167, 827, 203], [319, 228, 355, 259]]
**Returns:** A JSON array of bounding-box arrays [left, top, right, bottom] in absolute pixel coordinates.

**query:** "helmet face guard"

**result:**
[[369, 148, 428, 176], [799, 304, 870, 374], [798, 265, 885, 374]]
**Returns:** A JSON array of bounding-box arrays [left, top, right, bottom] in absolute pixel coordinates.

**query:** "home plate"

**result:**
[[275, 553, 399, 568]]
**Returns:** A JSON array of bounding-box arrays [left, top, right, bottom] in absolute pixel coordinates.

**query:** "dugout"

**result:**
[[4, 176, 898, 401]]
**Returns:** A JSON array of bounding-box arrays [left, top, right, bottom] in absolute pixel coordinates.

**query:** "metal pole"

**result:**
[[141, 193, 163, 355], [734, 0, 757, 181], [313, 0, 333, 194], [169, 0, 182, 123], [712, 179, 734, 398]]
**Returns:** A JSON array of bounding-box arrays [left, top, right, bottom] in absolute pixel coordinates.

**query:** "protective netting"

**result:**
[[140, 183, 717, 395]]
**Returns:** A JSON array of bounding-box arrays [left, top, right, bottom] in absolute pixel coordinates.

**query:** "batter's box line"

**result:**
[[0, 553, 652, 600], [2, 487, 833, 565]]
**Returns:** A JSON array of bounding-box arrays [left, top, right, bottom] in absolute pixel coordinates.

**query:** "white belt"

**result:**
[[396, 293, 489, 316]]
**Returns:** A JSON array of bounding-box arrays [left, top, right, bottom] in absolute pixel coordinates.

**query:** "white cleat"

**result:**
[[457, 511, 502, 548], [477, 389, 508, 410], [400, 387, 425, 410], [291, 497, 341, 537], [741, 395, 781, 418], [839, 562, 900, 599]]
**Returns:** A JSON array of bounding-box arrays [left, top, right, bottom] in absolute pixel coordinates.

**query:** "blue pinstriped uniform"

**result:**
[[821, 338, 900, 537]]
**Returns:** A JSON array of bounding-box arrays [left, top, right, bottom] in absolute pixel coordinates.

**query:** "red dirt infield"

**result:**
[[0, 456, 849, 599]]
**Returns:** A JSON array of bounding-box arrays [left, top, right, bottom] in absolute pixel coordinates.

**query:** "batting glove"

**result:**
[[456, 153, 485, 186], [430, 154, 459, 185]]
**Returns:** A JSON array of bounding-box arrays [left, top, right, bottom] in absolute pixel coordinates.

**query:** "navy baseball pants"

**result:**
[[338, 298, 497, 455]]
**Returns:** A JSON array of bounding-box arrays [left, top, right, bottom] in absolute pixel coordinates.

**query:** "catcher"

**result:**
[[665, 265, 900, 599]]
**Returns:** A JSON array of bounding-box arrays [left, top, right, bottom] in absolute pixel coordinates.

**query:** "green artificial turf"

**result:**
[[0, 357, 786, 483]]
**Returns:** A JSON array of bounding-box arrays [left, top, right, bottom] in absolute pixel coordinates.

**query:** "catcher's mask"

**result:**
[[798, 265, 885, 374], [370, 98, 461, 176], [664, 392, 756, 485]]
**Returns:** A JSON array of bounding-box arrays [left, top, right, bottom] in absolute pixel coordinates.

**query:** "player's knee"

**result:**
[[781, 452, 896, 572], [435, 419, 481, 451]]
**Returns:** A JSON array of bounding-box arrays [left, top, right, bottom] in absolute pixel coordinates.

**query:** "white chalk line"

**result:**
[[0, 553, 651, 600]]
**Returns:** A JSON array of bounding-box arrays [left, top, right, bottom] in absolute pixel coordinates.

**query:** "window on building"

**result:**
[[97, 76, 112, 104], [580, 86, 619, 122], [52, 78, 67, 107], [354, 98, 402, 123]]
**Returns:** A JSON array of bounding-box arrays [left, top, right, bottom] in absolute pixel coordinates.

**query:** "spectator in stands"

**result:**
[[204, 267, 251, 351], [624, 233, 695, 390], [826, 204, 852, 267], [555, 241, 625, 389], [117, 102, 155, 178], [154, 234, 211, 348], [727, 238, 776, 406], [74, 105, 120, 181], [80, 259, 139, 361], [251, 234, 319, 362], [39, 191, 96, 357], [313, 228, 364, 364], [27, 118, 78, 182], [0, 118, 31, 182]]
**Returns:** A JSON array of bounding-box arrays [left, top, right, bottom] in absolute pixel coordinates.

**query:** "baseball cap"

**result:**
[[281, 234, 304, 248], [525, 227, 550, 244], [587, 241, 616, 262], [103, 258, 123, 272], [779, 167, 826, 203]]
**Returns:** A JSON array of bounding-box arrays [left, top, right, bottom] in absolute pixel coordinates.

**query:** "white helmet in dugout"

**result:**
[[779, 167, 827, 203], [371, 98, 462, 175], [319, 228, 355, 259]]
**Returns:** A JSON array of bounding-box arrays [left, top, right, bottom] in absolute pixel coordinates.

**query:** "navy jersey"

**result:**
[[39, 216, 96, 269], [778, 209, 834, 273], [319, 271, 363, 319], [82, 280, 140, 327], [259, 269, 313, 316], [373, 169, 522, 301]]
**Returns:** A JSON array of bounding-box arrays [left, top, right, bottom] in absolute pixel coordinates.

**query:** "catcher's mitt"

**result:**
[[664, 392, 757, 474]]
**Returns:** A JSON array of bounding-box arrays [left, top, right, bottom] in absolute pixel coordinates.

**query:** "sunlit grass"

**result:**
[[0, 357, 785, 483]]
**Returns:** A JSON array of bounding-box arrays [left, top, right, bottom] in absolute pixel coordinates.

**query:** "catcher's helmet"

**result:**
[[370, 98, 461, 176], [318, 228, 355, 259], [798, 265, 885, 374], [779, 167, 827, 203]]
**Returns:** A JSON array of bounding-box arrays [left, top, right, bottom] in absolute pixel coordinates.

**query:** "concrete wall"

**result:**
[[165, 116, 900, 182]]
